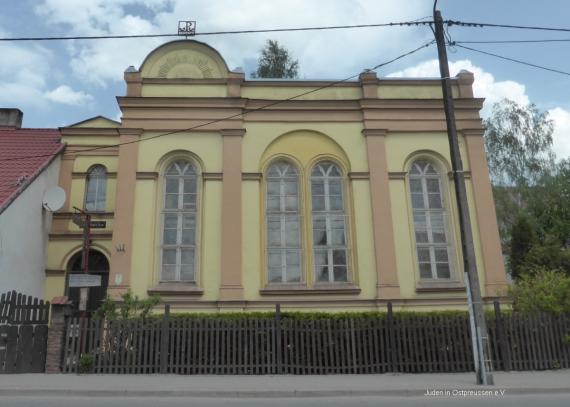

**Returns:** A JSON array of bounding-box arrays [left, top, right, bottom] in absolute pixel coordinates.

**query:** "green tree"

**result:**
[[252, 39, 299, 79], [508, 214, 536, 280]]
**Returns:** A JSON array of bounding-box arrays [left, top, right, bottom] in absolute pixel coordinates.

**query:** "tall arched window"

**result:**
[[311, 161, 349, 283], [266, 161, 301, 283], [409, 160, 452, 280], [161, 160, 199, 282], [85, 165, 107, 212]]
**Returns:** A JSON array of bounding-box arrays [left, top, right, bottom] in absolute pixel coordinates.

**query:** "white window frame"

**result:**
[[265, 160, 302, 284], [409, 160, 453, 280], [310, 161, 350, 283], [84, 165, 107, 212], [160, 160, 199, 282]]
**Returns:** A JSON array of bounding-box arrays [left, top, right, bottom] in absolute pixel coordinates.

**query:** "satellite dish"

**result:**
[[42, 186, 66, 212]]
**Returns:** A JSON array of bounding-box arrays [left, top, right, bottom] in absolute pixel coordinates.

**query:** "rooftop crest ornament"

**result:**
[[178, 21, 196, 37]]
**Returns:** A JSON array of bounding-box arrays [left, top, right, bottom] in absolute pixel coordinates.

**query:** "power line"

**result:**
[[452, 43, 570, 76], [455, 38, 570, 44], [449, 20, 570, 33], [0, 40, 434, 164], [0, 21, 433, 42]]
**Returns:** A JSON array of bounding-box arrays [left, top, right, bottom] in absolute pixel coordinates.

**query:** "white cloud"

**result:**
[[548, 107, 570, 160], [44, 85, 94, 105], [35, 0, 431, 85]]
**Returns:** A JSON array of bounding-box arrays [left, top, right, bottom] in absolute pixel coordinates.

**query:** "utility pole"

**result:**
[[433, 7, 494, 385]]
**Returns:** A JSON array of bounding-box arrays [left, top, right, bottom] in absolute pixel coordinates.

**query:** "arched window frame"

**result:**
[[310, 160, 350, 284], [407, 158, 455, 281], [264, 159, 303, 284], [159, 159, 201, 283], [84, 165, 107, 212]]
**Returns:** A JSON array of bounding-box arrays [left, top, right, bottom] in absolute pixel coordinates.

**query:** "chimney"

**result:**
[[0, 108, 23, 128]]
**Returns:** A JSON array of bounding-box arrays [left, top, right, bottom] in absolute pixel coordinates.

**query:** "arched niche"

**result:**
[[140, 40, 230, 79], [66, 249, 110, 313]]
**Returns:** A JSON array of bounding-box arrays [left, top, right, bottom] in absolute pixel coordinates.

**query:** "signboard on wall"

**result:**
[[68, 274, 102, 288]]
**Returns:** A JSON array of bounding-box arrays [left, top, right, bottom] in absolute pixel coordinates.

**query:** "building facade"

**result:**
[[44, 40, 508, 311], [1, 109, 63, 298]]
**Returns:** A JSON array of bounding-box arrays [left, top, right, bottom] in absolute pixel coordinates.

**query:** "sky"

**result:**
[[1, 0, 569, 159]]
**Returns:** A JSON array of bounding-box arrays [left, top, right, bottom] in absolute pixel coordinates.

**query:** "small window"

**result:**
[[311, 161, 349, 283], [161, 160, 199, 282], [409, 160, 452, 280], [266, 160, 302, 283], [84, 165, 107, 212]]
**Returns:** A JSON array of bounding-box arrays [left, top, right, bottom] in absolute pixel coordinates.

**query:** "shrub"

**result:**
[[94, 291, 160, 320], [509, 268, 570, 314], [78, 354, 93, 374]]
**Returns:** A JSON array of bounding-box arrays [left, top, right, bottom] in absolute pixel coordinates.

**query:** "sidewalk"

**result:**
[[0, 371, 568, 398]]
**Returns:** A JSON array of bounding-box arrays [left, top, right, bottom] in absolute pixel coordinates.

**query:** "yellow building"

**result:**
[[45, 40, 508, 312]]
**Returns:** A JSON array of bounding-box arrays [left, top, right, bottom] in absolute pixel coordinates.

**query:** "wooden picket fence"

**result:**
[[61, 303, 570, 374], [0, 291, 50, 373]]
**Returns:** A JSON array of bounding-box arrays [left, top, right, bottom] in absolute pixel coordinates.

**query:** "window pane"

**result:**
[[426, 178, 440, 193], [161, 266, 176, 281], [429, 213, 444, 228], [316, 265, 329, 282], [415, 230, 429, 243], [285, 196, 298, 211], [181, 229, 195, 245], [286, 251, 300, 266], [184, 178, 197, 194], [436, 263, 450, 279], [417, 247, 430, 262], [165, 194, 178, 209], [286, 267, 301, 283], [311, 180, 324, 195], [181, 249, 194, 265], [313, 229, 327, 246], [331, 229, 345, 245], [180, 266, 194, 281], [428, 194, 442, 209], [432, 229, 447, 243], [411, 193, 425, 209], [268, 251, 281, 267], [162, 249, 176, 265], [267, 196, 280, 211], [182, 214, 196, 229], [312, 196, 325, 211], [269, 268, 282, 283], [183, 194, 196, 209], [267, 181, 280, 195], [268, 229, 281, 246], [164, 213, 178, 229], [329, 195, 343, 210], [163, 229, 177, 245], [313, 216, 326, 229], [166, 178, 178, 193], [410, 179, 422, 193], [413, 212, 426, 228], [314, 250, 328, 266], [435, 248, 448, 262], [285, 229, 299, 246], [329, 180, 342, 195], [419, 263, 432, 279], [332, 250, 347, 265], [333, 266, 347, 282], [284, 181, 297, 195]]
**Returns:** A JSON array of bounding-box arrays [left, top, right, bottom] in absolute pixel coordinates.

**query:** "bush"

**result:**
[[509, 268, 570, 314], [94, 291, 160, 320], [78, 354, 93, 374]]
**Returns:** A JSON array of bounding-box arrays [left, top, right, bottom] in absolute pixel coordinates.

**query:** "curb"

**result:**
[[1, 388, 569, 398]]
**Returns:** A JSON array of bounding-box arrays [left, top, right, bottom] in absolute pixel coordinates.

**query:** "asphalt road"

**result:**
[[1, 395, 569, 407]]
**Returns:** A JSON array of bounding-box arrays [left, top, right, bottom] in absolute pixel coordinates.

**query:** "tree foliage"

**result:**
[[252, 39, 299, 79], [509, 214, 536, 280], [484, 99, 555, 188]]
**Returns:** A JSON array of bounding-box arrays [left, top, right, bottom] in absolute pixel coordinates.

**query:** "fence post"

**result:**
[[493, 300, 511, 371], [275, 303, 282, 374], [160, 304, 170, 374], [387, 301, 397, 372], [45, 297, 72, 373]]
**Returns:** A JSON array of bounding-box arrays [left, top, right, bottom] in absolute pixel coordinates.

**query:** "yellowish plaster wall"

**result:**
[[242, 86, 362, 100], [141, 84, 227, 98], [378, 85, 459, 99]]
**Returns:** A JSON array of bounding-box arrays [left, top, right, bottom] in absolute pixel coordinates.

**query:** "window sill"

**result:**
[[260, 283, 361, 296], [415, 280, 466, 293], [148, 283, 204, 296]]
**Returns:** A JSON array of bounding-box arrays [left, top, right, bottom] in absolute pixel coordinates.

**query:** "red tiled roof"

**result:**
[[0, 127, 64, 214]]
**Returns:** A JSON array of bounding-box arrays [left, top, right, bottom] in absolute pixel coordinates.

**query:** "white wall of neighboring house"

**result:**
[[0, 157, 61, 298]]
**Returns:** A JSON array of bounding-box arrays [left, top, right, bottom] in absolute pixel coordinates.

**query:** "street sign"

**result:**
[[68, 274, 102, 288], [89, 221, 106, 229]]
